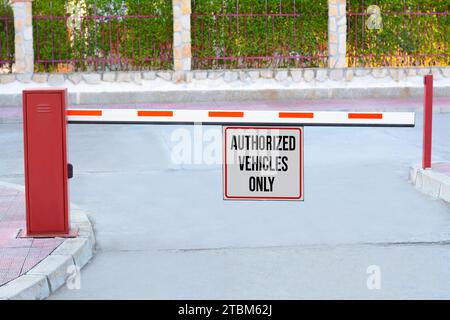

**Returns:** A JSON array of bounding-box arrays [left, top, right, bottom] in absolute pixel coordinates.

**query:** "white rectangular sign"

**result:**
[[223, 126, 303, 201]]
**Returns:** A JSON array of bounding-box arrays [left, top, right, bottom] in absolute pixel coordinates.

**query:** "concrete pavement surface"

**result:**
[[1, 102, 450, 299], [0, 184, 64, 287]]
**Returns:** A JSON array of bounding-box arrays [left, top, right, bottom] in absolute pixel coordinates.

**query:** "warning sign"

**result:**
[[223, 126, 303, 201]]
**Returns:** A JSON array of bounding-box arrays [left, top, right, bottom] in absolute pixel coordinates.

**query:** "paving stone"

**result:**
[[438, 176, 450, 203], [431, 68, 443, 80], [143, 71, 157, 80], [132, 72, 142, 85], [275, 70, 288, 82], [48, 74, 65, 86], [372, 68, 388, 78], [16, 73, 32, 83], [52, 238, 92, 268], [68, 73, 82, 85], [32, 73, 48, 83], [329, 69, 344, 81], [420, 172, 443, 198], [0, 74, 16, 84], [102, 72, 116, 82], [417, 68, 431, 76], [344, 69, 354, 81], [184, 71, 193, 83], [247, 70, 260, 81], [27, 255, 75, 292], [71, 222, 95, 250], [0, 275, 50, 300], [315, 69, 327, 82], [157, 71, 172, 81], [260, 69, 274, 79], [239, 71, 249, 81], [409, 165, 419, 184], [194, 71, 207, 80], [290, 70, 303, 82], [390, 69, 406, 81], [0, 183, 95, 297], [442, 68, 450, 78], [354, 69, 370, 77], [82, 73, 101, 84], [303, 69, 315, 82], [223, 71, 238, 82], [207, 70, 224, 80], [116, 72, 132, 82], [406, 68, 417, 77]]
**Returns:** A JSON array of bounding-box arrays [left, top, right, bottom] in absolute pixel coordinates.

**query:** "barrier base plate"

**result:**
[[17, 227, 78, 239]]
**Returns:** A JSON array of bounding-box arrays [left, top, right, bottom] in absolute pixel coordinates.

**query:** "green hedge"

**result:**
[[33, 0, 173, 72], [3, 0, 449, 72], [192, 0, 449, 69], [0, 1, 14, 71], [192, 0, 329, 69], [347, 0, 449, 67]]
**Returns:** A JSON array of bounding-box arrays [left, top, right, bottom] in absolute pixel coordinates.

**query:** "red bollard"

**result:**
[[22, 89, 73, 237], [422, 75, 433, 169]]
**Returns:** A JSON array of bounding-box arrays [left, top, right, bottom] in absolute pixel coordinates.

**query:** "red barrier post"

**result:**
[[22, 89, 71, 237], [422, 75, 433, 169]]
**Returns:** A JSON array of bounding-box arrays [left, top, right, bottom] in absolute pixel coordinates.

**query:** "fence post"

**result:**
[[11, 0, 34, 73], [172, 0, 191, 82], [422, 75, 433, 169], [328, 0, 347, 68]]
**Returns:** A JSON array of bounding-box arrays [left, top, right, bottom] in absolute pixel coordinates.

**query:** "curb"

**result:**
[[0, 182, 95, 300], [409, 165, 450, 203]]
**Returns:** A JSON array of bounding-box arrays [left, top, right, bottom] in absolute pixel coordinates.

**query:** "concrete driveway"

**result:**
[[1, 109, 450, 299]]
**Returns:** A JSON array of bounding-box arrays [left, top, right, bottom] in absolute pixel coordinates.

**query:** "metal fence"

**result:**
[[2, 1, 450, 73], [347, 0, 449, 67], [0, 1, 14, 73], [33, 0, 173, 72], [191, 0, 329, 69]]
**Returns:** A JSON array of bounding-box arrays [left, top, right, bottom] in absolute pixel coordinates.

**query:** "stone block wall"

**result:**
[[2, 67, 449, 86]]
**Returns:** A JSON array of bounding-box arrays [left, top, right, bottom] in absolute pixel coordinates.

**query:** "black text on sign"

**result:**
[[223, 127, 303, 201]]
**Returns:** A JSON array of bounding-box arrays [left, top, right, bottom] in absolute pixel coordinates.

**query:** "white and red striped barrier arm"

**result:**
[[67, 109, 415, 127]]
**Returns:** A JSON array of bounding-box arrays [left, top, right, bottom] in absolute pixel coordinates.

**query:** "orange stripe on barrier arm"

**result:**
[[348, 113, 383, 120], [208, 111, 244, 118], [279, 112, 314, 119], [137, 110, 174, 117], [67, 110, 102, 116]]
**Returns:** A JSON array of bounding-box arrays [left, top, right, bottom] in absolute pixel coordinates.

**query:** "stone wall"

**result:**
[[2, 67, 448, 86]]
